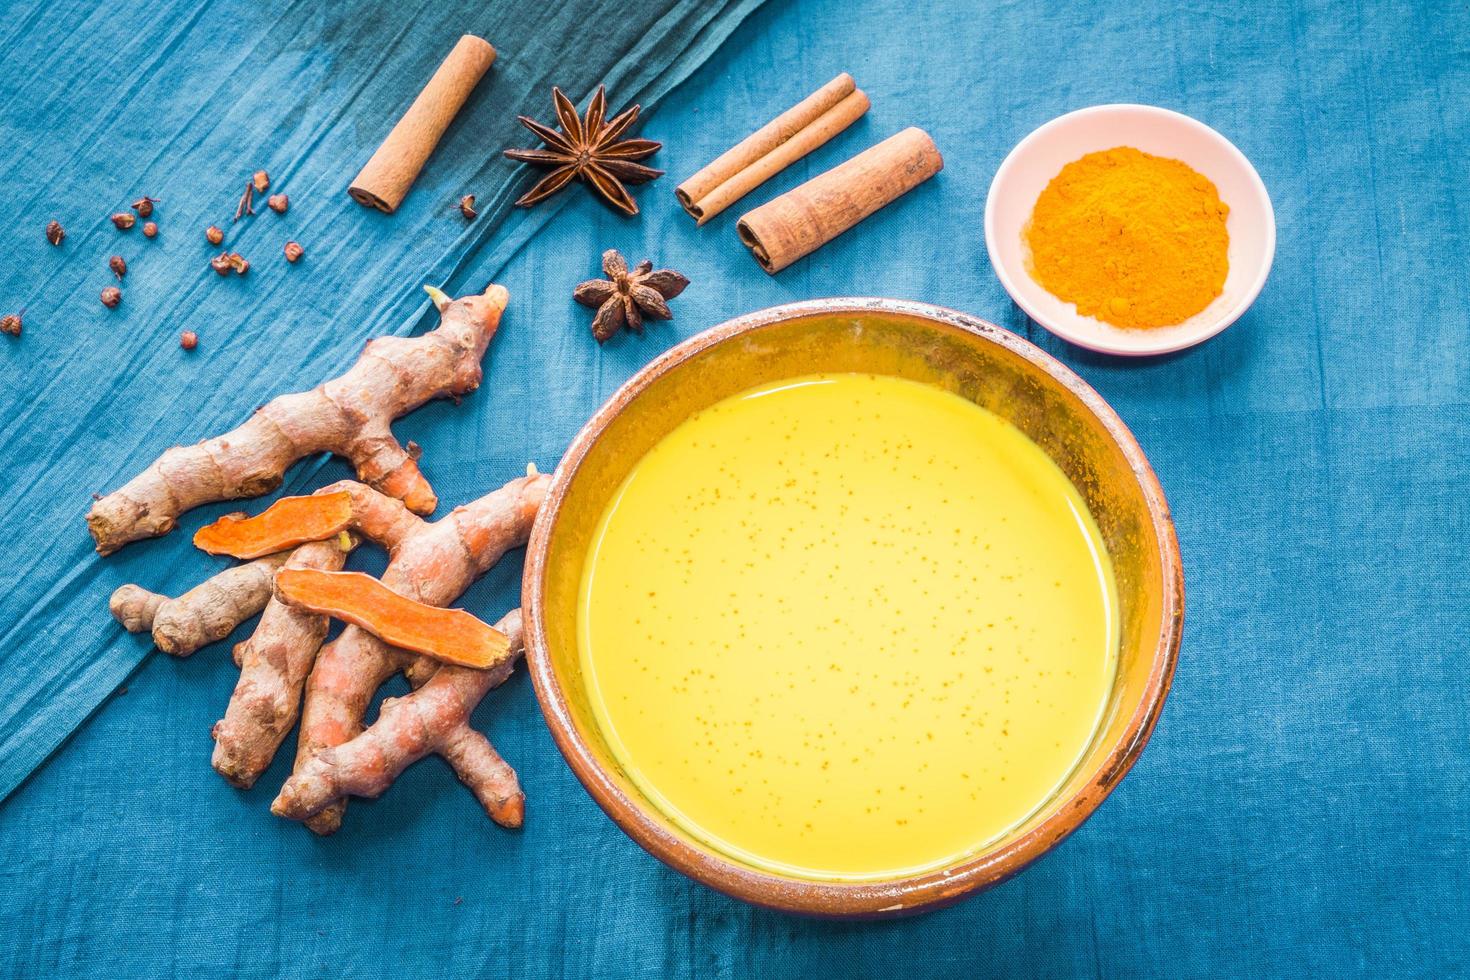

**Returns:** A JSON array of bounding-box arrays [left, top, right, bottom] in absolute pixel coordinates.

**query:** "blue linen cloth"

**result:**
[[2, 0, 1468, 976], [0, 0, 765, 800]]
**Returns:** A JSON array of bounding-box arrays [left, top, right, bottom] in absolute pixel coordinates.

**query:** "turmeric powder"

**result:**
[[1024, 146, 1229, 330]]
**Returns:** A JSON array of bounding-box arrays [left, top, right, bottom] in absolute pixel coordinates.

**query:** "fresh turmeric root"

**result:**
[[112, 468, 545, 824], [86, 284, 509, 555], [216, 469, 548, 832], [210, 537, 356, 789], [110, 552, 291, 656], [194, 491, 354, 559], [274, 568, 512, 669], [272, 610, 526, 827]]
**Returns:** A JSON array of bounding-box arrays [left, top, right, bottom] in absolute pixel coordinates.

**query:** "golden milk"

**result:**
[[577, 373, 1117, 880]]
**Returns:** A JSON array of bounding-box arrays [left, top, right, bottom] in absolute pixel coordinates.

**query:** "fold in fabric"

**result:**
[[0, 0, 767, 803]]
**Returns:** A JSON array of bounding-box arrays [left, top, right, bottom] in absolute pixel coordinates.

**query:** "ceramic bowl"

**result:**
[[985, 104, 1275, 356], [523, 299, 1184, 916]]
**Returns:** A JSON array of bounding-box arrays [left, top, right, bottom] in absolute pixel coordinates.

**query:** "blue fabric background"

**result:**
[[1, 0, 1466, 976]]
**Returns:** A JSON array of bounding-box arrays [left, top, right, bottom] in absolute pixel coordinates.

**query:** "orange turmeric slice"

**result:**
[[194, 491, 354, 559], [273, 568, 511, 670]]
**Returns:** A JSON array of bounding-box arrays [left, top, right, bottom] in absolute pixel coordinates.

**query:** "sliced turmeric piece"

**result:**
[[273, 568, 510, 669], [194, 491, 354, 559]]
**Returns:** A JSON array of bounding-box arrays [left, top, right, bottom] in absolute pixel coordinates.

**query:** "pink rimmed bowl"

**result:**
[[986, 104, 1275, 355]]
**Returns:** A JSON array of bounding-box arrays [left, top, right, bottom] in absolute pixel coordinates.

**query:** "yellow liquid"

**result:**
[[578, 373, 1118, 880]]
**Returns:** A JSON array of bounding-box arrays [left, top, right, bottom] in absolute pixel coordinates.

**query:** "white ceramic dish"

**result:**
[[984, 104, 1275, 356]]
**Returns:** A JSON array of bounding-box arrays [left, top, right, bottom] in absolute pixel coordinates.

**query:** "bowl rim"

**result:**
[[523, 297, 1184, 917], [984, 102, 1277, 357]]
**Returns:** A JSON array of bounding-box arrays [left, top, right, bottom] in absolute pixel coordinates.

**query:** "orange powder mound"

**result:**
[[1024, 146, 1230, 329]]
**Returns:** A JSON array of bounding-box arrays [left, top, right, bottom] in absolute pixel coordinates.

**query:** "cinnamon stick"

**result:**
[[349, 35, 497, 214], [676, 74, 869, 225], [736, 127, 943, 274]]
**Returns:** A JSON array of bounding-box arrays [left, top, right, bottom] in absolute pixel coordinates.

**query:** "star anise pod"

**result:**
[[504, 86, 663, 217], [574, 249, 689, 343]]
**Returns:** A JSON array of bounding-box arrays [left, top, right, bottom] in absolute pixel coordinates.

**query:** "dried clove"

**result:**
[[109, 255, 128, 279], [208, 252, 251, 277], [284, 241, 304, 263], [101, 286, 122, 308], [456, 195, 478, 220], [253, 170, 271, 192], [131, 196, 160, 218], [234, 182, 255, 222], [180, 330, 198, 350], [111, 213, 136, 231], [0, 309, 22, 337], [206, 225, 225, 246], [143, 222, 158, 238], [46, 221, 65, 246], [267, 194, 289, 214]]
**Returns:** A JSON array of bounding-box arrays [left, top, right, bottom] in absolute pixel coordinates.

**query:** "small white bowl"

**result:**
[[984, 104, 1275, 356]]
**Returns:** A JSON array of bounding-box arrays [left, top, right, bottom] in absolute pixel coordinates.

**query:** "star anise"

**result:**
[[504, 86, 663, 216], [574, 249, 689, 343]]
